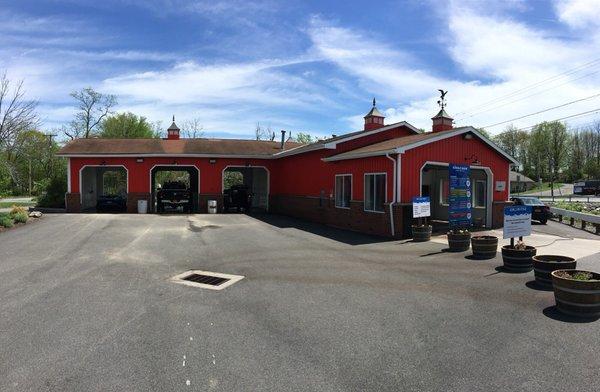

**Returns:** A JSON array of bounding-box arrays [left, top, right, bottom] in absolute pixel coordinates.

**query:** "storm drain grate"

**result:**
[[170, 270, 244, 291], [183, 273, 229, 286]]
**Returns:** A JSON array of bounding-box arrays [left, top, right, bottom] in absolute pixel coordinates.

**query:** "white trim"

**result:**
[[397, 153, 402, 203], [324, 127, 519, 165], [275, 121, 420, 159], [334, 173, 352, 209], [419, 161, 493, 228], [385, 154, 397, 236], [58, 153, 277, 159], [78, 165, 129, 205], [221, 165, 270, 210], [323, 121, 420, 149], [364, 172, 387, 213], [397, 127, 519, 165], [67, 158, 71, 193], [323, 149, 397, 162]]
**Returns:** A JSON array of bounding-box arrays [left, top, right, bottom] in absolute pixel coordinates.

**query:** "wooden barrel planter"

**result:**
[[447, 231, 471, 252], [470, 236, 498, 260], [551, 270, 600, 319], [411, 225, 432, 242], [532, 255, 576, 288], [501, 245, 537, 272]]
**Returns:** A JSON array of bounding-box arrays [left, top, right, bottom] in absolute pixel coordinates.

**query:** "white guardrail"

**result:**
[[550, 207, 600, 234]]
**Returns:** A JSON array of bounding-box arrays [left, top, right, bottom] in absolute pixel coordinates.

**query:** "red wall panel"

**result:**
[[400, 134, 511, 203]]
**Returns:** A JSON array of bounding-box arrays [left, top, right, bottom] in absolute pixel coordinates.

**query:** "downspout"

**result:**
[[385, 153, 397, 237]]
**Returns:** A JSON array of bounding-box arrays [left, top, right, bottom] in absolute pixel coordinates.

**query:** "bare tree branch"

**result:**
[[0, 72, 39, 148]]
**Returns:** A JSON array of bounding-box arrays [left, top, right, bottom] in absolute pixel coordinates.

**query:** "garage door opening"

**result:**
[[420, 163, 492, 229], [222, 166, 269, 212], [80, 166, 128, 212], [150, 165, 199, 213]]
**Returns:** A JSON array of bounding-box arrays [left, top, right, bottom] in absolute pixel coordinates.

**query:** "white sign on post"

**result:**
[[412, 196, 431, 218], [503, 206, 532, 239]]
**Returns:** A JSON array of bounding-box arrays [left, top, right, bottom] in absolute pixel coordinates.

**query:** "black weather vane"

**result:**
[[437, 89, 448, 110]]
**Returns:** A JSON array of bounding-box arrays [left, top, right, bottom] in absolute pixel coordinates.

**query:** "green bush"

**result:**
[[36, 176, 67, 208], [12, 211, 28, 223], [0, 216, 13, 228]]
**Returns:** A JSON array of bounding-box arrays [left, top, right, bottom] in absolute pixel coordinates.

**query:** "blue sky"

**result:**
[[1, 0, 600, 139]]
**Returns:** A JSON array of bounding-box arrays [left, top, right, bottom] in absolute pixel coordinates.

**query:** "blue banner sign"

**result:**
[[412, 196, 431, 218], [448, 164, 472, 228], [503, 206, 532, 239]]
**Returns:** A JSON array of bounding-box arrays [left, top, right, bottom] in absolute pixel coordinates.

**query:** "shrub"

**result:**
[[36, 176, 67, 208], [10, 205, 28, 217], [12, 211, 28, 224], [0, 216, 14, 228]]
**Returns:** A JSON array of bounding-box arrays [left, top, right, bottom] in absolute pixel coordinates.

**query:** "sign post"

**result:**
[[412, 196, 431, 225], [503, 205, 532, 246], [448, 164, 472, 230]]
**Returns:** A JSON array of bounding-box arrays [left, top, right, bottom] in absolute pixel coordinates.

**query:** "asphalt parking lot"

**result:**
[[1, 213, 599, 391]]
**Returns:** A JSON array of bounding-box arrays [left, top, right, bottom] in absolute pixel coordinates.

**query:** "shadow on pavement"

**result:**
[[525, 280, 553, 292], [494, 266, 532, 274], [248, 213, 394, 246], [543, 306, 599, 324]]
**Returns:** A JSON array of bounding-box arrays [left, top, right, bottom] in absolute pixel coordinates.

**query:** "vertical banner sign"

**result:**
[[412, 196, 431, 218], [503, 206, 532, 239], [448, 164, 472, 228]]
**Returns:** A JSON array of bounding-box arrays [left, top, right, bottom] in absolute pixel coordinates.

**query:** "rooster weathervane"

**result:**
[[437, 89, 448, 110]]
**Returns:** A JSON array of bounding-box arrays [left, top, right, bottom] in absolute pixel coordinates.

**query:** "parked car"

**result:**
[[573, 180, 600, 195], [223, 185, 253, 212], [96, 194, 127, 212], [510, 196, 550, 224], [157, 181, 192, 213]]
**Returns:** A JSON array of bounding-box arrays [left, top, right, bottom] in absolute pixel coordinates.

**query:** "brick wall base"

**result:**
[[127, 193, 151, 213], [269, 195, 410, 238], [492, 200, 513, 228], [65, 193, 81, 213]]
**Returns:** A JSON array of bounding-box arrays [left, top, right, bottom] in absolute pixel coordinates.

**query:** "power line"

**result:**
[[454, 57, 600, 117], [456, 68, 600, 122], [509, 107, 600, 132], [483, 92, 600, 128]]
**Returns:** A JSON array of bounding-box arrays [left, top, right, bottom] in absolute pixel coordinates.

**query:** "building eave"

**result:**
[[56, 153, 279, 159]]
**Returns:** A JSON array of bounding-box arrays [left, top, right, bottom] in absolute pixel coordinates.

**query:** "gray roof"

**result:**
[[364, 105, 385, 118], [168, 121, 180, 131], [510, 171, 534, 183], [431, 109, 453, 119]]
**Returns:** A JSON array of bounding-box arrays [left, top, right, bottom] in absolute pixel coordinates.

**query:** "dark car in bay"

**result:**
[[157, 181, 192, 213], [96, 194, 127, 212], [223, 185, 253, 212], [510, 196, 550, 224]]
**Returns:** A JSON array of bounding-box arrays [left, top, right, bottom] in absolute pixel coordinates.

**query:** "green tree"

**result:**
[[98, 112, 159, 138], [65, 87, 117, 139], [295, 132, 315, 144], [493, 125, 531, 174]]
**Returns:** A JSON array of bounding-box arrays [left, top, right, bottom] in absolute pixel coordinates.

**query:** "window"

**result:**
[[474, 180, 486, 208], [335, 175, 352, 208], [364, 173, 386, 212], [439, 178, 449, 206]]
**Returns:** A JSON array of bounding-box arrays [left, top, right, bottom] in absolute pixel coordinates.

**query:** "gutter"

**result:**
[[385, 153, 397, 237]]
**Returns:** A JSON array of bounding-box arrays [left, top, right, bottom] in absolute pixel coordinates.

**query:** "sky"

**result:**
[[1, 0, 600, 140]]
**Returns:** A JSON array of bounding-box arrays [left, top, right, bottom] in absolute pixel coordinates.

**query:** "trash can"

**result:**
[[137, 199, 148, 214], [208, 200, 217, 214]]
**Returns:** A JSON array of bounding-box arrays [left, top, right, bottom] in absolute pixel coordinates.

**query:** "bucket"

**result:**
[[137, 200, 148, 214], [208, 200, 217, 214]]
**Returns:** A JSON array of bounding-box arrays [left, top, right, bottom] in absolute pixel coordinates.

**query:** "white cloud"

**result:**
[[554, 0, 600, 29], [308, 5, 600, 133]]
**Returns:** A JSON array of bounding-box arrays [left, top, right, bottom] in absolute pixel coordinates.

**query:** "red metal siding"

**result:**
[[271, 152, 394, 202], [69, 157, 276, 194], [400, 135, 511, 203]]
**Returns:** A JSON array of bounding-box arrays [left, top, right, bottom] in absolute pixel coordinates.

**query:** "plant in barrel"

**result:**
[[411, 196, 432, 242], [501, 206, 536, 272], [447, 164, 472, 252]]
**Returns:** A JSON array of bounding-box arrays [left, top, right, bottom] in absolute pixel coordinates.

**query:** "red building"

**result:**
[[57, 102, 518, 238]]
